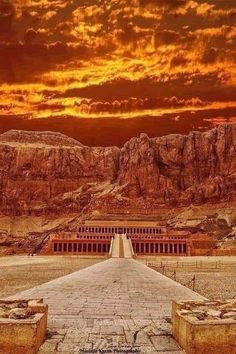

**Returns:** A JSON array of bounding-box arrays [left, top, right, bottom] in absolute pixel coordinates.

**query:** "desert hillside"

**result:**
[[0, 124, 235, 253]]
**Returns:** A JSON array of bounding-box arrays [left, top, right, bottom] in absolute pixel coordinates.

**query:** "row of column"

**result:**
[[53, 242, 110, 253], [77, 235, 112, 240], [77, 227, 163, 235], [133, 242, 187, 255]]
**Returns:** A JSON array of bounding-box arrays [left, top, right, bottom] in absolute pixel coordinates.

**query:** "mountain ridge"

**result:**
[[0, 124, 235, 217]]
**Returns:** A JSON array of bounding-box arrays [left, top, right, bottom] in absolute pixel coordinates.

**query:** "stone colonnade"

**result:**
[[53, 241, 110, 254], [77, 226, 163, 235], [132, 242, 188, 255]]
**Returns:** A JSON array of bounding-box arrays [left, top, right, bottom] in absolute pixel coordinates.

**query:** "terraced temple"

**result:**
[[42, 220, 215, 257]]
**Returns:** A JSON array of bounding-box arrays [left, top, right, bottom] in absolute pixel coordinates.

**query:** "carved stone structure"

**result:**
[[43, 221, 215, 256], [172, 299, 236, 354], [0, 299, 48, 354]]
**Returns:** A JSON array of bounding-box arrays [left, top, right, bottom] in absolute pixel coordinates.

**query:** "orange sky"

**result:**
[[0, 0, 235, 145]]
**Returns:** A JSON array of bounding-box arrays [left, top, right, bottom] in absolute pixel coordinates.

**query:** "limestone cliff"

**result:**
[[119, 124, 236, 204], [0, 124, 235, 217]]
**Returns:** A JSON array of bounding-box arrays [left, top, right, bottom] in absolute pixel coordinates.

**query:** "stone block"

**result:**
[[0, 299, 48, 354], [172, 299, 236, 354]]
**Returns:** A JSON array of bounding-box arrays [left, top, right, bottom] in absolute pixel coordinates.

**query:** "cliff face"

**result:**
[[0, 124, 235, 216], [119, 124, 236, 204], [0, 131, 120, 215]]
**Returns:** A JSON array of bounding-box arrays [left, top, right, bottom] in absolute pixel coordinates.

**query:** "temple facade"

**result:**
[[43, 220, 215, 256]]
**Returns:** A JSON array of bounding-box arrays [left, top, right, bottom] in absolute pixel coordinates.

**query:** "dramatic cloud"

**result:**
[[139, 0, 188, 9], [0, 0, 235, 138]]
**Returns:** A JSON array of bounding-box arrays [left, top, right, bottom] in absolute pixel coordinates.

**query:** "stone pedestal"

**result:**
[[172, 299, 236, 354], [0, 299, 48, 354]]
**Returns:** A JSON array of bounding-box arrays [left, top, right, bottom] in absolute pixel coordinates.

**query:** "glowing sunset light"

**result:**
[[0, 0, 235, 145]]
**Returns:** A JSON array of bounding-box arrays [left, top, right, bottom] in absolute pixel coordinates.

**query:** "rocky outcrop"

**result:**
[[119, 125, 236, 204], [0, 130, 120, 215], [0, 124, 235, 216]]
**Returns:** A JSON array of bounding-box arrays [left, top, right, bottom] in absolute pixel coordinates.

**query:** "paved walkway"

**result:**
[[8, 259, 204, 354], [122, 235, 133, 258], [111, 235, 119, 258]]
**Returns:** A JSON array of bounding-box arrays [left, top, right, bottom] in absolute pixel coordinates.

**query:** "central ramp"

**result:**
[[8, 259, 204, 353]]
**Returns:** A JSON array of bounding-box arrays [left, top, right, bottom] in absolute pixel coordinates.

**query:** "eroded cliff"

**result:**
[[0, 124, 235, 217]]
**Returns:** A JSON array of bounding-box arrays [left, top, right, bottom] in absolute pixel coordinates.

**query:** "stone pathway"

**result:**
[[122, 235, 133, 258], [8, 259, 204, 354], [111, 235, 119, 258]]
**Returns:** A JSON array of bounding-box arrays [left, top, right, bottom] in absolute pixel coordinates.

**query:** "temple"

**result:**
[[43, 220, 215, 256]]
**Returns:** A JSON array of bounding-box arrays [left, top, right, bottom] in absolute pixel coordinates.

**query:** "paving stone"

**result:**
[[150, 335, 182, 351], [100, 325, 124, 335], [8, 258, 204, 353]]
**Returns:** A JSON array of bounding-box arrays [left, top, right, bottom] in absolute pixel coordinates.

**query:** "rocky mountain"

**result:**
[[0, 124, 235, 216], [0, 124, 235, 253]]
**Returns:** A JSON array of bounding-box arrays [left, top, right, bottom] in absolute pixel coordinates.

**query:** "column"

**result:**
[[167, 244, 170, 254], [183, 244, 187, 254], [178, 244, 181, 254], [187, 244, 191, 256]]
